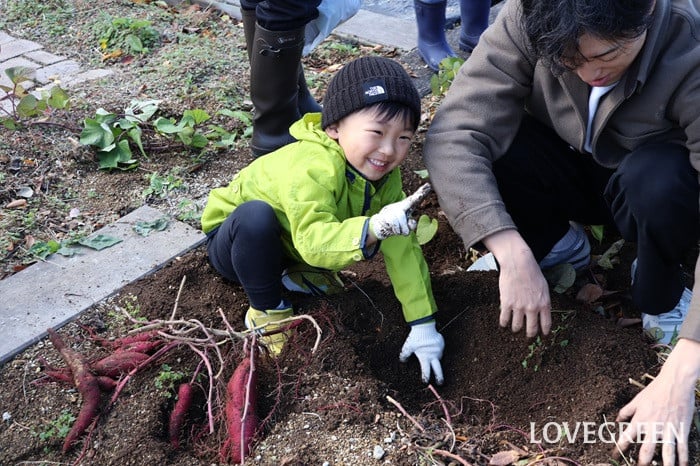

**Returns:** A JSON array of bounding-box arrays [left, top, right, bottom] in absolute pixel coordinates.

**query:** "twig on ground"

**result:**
[[386, 395, 425, 432]]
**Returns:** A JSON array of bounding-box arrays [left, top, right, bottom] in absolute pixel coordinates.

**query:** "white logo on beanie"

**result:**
[[365, 85, 386, 98]]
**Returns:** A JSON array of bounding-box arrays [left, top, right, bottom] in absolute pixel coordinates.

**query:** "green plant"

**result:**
[[430, 57, 465, 97], [0, 0, 72, 36], [80, 99, 160, 170], [98, 16, 160, 57], [176, 199, 202, 222], [154, 364, 186, 398], [142, 170, 184, 199], [0, 67, 70, 129], [521, 336, 543, 371], [154, 109, 211, 149], [34, 410, 76, 441]]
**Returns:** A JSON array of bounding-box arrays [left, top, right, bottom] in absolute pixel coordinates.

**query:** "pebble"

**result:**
[[373, 445, 385, 460]]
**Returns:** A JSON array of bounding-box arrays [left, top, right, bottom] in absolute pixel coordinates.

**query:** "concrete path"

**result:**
[[0, 207, 205, 364]]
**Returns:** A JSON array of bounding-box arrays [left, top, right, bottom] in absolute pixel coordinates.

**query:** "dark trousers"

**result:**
[[494, 116, 699, 315], [206, 200, 285, 310], [240, 0, 321, 30]]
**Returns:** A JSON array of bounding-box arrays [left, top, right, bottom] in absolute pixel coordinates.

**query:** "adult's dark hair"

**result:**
[[520, 0, 655, 75]]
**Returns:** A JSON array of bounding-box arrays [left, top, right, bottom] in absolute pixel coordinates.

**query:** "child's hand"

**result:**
[[370, 183, 432, 240], [399, 320, 445, 385]]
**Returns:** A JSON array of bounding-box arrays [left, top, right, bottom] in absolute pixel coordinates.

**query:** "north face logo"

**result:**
[[365, 85, 386, 97]]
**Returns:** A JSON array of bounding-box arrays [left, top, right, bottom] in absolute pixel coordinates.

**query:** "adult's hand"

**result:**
[[615, 338, 700, 465], [483, 229, 552, 337]]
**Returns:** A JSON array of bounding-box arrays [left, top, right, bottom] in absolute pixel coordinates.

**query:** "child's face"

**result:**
[[325, 107, 414, 181]]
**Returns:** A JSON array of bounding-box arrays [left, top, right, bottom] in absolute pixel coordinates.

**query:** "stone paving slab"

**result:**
[[0, 206, 206, 365]]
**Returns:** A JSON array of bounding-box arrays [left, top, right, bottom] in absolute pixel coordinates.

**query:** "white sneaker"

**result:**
[[632, 258, 691, 345], [641, 288, 691, 345]]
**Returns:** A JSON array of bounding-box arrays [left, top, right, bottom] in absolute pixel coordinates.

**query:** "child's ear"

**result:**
[[325, 125, 339, 139]]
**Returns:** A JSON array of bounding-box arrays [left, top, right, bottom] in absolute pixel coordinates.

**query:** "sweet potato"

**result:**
[[221, 355, 258, 464], [168, 382, 193, 449], [46, 328, 102, 453], [91, 351, 150, 378]]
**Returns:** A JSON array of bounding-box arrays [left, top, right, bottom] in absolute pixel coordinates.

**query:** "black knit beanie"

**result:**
[[321, 56, 421, 129]]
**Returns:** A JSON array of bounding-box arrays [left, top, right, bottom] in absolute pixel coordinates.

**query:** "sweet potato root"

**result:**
[[168, 382, 193, 449], [221, 355, 258, 464], [46, 328, 102, 453], [92, 351, 150, 378]]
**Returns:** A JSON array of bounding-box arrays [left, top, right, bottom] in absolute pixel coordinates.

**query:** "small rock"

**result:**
[[373, 445, 385, 460], [2, 412, 11, 422]]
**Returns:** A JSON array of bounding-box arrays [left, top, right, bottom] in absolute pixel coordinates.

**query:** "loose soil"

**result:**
[[0, 1, 698, 465]]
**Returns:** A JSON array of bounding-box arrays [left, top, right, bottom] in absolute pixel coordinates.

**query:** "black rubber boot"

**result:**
[[248, 23, 308, 156], [414, 0, 455, 71], [241, 9, 321, 153], [298, 64, 322, 115]]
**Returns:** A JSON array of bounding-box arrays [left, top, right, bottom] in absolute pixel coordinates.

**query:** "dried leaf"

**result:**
[[575, 283, 604, 303], [6, 199, 28, 209], [489, 449, 521, 465]]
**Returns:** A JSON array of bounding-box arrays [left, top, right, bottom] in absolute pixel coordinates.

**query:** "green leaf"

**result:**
[[97, 140, 136, 170], [125, 34, 144, 52], [133, 217, 169, 236], [154, 116, 185, 134], [217, 108, 252, 125], [5, 66, 33, 85], [47, 86, 70, 110], [542, 263, 577, 294], [28, 240, 61, 260], [590, 224, 604, 243], [597, 238, 625, 270], [188, 133, 208, 149], [127, 126, 147, 158], [183, 109, 210, 125], [16, 94, 39, 118], [78, 234, 122, 250], [81, 119, 116, 149], [413, 169, 429, 179], [126, 99, 160, 122], [415, 215, 438, 245]]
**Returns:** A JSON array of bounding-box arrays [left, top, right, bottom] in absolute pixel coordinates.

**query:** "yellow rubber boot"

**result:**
[[245, 306, 294, 356]]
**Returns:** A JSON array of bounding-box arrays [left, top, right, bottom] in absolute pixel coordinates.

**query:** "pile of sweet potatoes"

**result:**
[[43, 328, 165, 452]]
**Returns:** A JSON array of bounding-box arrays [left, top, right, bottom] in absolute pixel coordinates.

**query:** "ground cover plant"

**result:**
[[1, 0, 699, 464]]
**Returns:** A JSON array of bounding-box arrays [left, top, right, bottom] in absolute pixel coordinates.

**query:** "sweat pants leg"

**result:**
[[206, 200, 284, 311]]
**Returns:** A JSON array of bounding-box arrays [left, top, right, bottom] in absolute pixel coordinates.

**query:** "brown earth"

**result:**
[[0, 0, 698, 465]]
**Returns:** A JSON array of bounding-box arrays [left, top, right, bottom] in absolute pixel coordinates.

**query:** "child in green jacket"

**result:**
[[201, 56, 444, 385]]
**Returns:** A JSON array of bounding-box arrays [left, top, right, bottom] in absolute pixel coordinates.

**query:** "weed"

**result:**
[[154, 364, 186, 398], [431, 57, 465, 97], [142, 170, 184, 200], [176, 199, 201, 223], [34, 410, 76, 441], [521, 336, 543, 371], [97, 16, 160, 59]]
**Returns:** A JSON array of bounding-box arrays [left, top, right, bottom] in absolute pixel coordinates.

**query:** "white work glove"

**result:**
[[399, 321, 445, 385], [369, 183, 432, 240]]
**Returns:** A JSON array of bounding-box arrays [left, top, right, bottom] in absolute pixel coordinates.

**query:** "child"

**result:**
[[201, 56, 445, 385]]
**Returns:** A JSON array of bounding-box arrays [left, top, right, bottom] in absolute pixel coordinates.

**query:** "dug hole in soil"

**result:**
[[2, 167, 697, 465]]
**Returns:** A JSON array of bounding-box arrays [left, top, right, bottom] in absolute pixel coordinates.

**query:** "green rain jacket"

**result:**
[[201, 113, 437, 324]]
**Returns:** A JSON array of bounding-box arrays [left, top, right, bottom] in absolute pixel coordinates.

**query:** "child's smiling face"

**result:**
[[325, 106, 415, 181]]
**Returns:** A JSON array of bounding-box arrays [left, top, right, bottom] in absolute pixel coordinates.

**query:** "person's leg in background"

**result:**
[[414, 0, 455, 71], [458, 0, 490, 52], [605, 143, 699, 342], [240, 0, 322, 157]]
